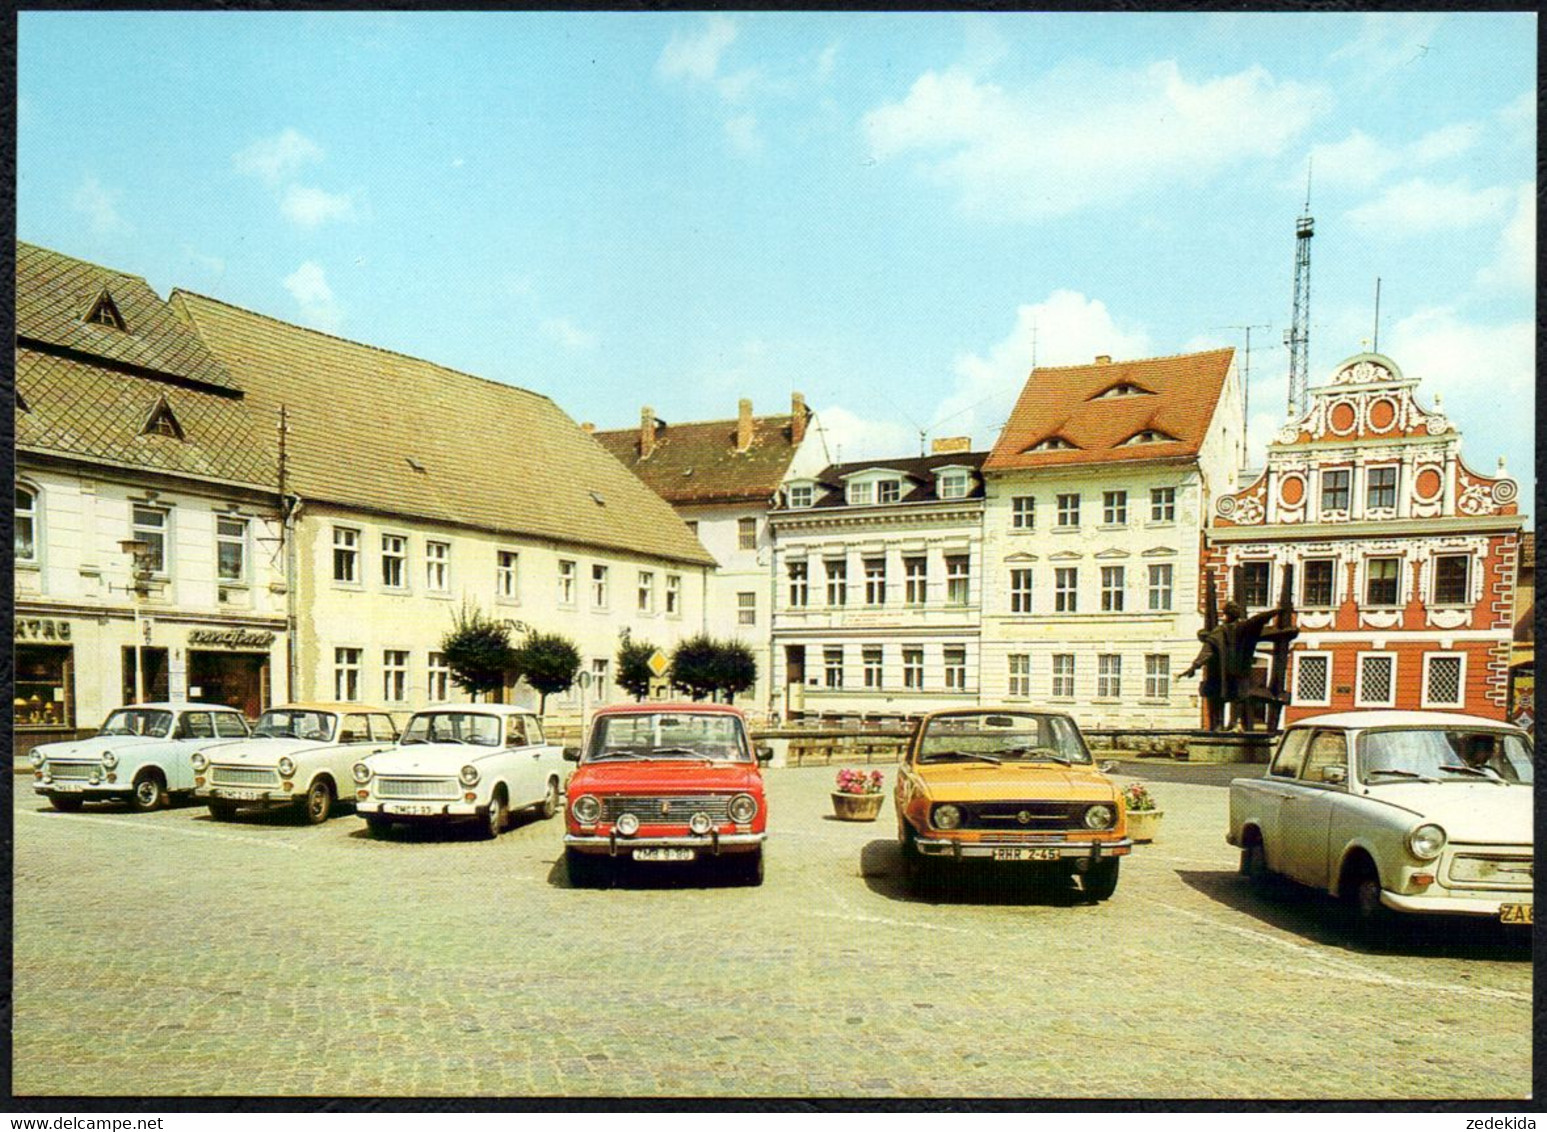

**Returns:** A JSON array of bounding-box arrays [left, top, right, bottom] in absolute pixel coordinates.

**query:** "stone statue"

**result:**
[[1181, 588, 1300, 732]]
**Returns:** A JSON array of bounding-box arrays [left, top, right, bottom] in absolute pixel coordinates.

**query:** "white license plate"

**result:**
[[1500, 903, 1533, 924], [215, 788, 265, 801], [993, 847, 1060, 861], [634, 847, 695, 862], [50, 781, 86, 792], [384, 802, 438, 816]]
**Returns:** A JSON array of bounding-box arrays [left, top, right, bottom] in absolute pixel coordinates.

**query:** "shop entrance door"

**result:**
[[121, 647, 170, 705], [188, 651, 271, 719]]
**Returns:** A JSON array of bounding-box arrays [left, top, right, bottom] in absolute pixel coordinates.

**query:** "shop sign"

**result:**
[[15, 618, 72, 641], [188, 628, 276, 649]]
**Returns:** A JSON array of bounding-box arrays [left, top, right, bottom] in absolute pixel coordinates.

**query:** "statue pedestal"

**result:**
[[1184, 732, 1275, 764]]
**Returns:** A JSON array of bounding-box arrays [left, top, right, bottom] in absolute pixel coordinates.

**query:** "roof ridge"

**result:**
[[170, 288, 558, 408], [1033, 346, 1235, 373], [18, 239, 152, 286], [593, 411, 797, 435]]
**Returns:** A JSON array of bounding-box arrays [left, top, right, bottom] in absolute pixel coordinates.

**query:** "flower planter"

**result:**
[[831, 792, 885, 821], [1126, 809, 1163, 844]]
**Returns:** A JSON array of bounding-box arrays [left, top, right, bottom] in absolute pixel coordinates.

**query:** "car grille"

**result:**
[[48, 761, 98, 780], [376, 777, 460, 800], [958, 802, 1085, 831], [1447, 853, 1533, 890], [603, 796, 733, 822], [211, 765, 280, 788]]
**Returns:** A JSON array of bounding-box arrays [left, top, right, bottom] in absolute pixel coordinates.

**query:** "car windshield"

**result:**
[[585, 713, 750, 762], [400, 712, 502, 746], [99, 709, 173, 738], [253, 710, 337, 742], [1359, 728, 1534, 784], [917, 712, 1091, 765]]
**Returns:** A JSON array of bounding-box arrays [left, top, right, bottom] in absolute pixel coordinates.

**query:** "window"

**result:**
[[938, 472, 969, 500], [877, 479, 901, 504], [1357, 653, 1396, 707], [665, 574, 681, 615], [1147, 564, 1173, 611], [738, 517, 758, 550], [1239, 561, 1271, 608], [1144, 654, 1170, 699], [904, 556, 927, 604], [1294, 653, 1331, 705], [216, 516, 247, 583], [1052, 654, 1075, 698], [1150, 487, 1176, 522], [1103, 490, 1128, 525], [902, 647, 924, 690], [383, 650, 409, 702], [1101, 566, 1125, 612], [1054, 567, 1078, 613], [1301, 731, 1348, 783], [1365, 558, 1400, 606], [1096, 654, 1122, 698], [557, 559, 576, 605], [863, 646, 883, 689], [1321, 469, 1351, 512], [737, 592, 756, 626], [591, 564, 609, 607], [1009, 568, 1033, 613], [637, 571, 655, 613], [1270, 728, 1312, 778], [824, 647, 844, 689], [1302, 559, 1335, 607], [132, 506, 168, 574], [426, 541, 450, 592], [943, 646, 967, 691], [788, 560, 809, 607], [864, 558, 887, 605], [1008, 654, 1030, 698], [825, 558, 848, 606], [945, 554, 970, 606], [1366, 466, 1398, 511], [15, 487, 37, 562], [684, 521, 699, 538], [847, 481, 874, 506], [591, 658, 610, 704], [1422, 654, 1464, 708], [332, 526, 359, 584], [427, 652, 450, 702], [334, 647, 362, 702], [1011, 496, 1035, 530], [497, 551, 520, 600], [1432, 555, 1470, 605], [381, 534, 407, 589], [788, 484, 814, 509], [214, 712, 248, 739], [1056, 493, 1081, 528]]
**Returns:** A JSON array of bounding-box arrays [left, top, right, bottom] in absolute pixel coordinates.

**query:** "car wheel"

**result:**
[[1346, 865, 1394, 938], [48, 795, 84, 813], [900, 824, 937, 895], [566, 848, 605, 888], [1240, 841, 1273, 890], [208, 800, 238, 822], [482, 790, 508, 840], [537, 777, 560, 820], [734, 849, 764, 887], [129, 771, 168, 813], [365, 816, 393, 839], [302, 779, 334, 825], [1082, 859, 1120, 902]]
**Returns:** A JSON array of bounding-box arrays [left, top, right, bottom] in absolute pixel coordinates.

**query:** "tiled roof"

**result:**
[[984, 348, 1235, 471], [16, 242, 240, 392], [170, 291, 713, 567], [793, 450, 990, 509], [592, 413, 804, 505]]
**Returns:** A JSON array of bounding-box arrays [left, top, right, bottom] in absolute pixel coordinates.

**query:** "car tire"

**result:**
[[566, 848, 605, 888], [208, 800, 238, 822], [301, 779, 333, 825], [129, 770, 168, 813], [900, 824, 937, 896], [1240, 841, 1273, 890], [537, 777, 560, 820], [1082, 859, 1120, 902], [1345, 862, 1393, 939], [734, 849, 764, 887], [482, 790, 508, 840], [48, 795, 84, 813], [365, 816, 393, 839]]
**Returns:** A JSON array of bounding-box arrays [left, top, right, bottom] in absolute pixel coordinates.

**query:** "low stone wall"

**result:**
[[753, 729, 910, 767], [1082, 730, 1201, 758]]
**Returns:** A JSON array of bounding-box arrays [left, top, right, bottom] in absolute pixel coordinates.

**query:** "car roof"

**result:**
[[1287, 709, 1525, 732], [412, 702, 538, 716], [592, 702, 746, 717], [270, 702, 392, 714], [120, 702, 243, 713]]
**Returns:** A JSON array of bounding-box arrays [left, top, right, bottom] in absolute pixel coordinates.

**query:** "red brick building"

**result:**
[[1205, 352, 1522, 722]]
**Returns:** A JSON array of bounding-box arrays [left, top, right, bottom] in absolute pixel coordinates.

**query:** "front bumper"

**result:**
[[565, 831, 766, 856], [915, 835, 1132, 860], [357, 799, 483, 820], [1381, 888, 1532, 918], [195, 786, 298, 808], [35, 781, 125, 798]]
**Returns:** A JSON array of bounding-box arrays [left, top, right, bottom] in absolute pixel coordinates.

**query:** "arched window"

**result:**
[[15, 486, 38, 562]]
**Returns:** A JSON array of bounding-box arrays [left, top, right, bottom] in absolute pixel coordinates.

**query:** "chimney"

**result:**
[[1095, 355, 1112, 365], [736, 398, 754, 453], [790, 392, 808, 444], [931, 436, 971, 455], [580, 422, 595, 434], [640, 406, 656, 459]]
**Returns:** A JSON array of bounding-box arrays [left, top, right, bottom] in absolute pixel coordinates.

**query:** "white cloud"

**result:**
[[863, 61, 1326, 222], [724, 114, 763, 157], [280, 184, 357, 228], [71, 176, 131, 236], [1346, 178, 1514, 234], [657, 16, 738, 83], [234, 128, 324, 187], [282, 261, 342, 332], [1330, 13, 1445, 80], [1498, 89, 1535, 148], [540, 317, 596, 351], [1476, 183, 1535, 294], [181, 246, 226, 277], [814, 43, 839, 82], [812, 404, 920, 464], [1308, 123, 1480, 190]]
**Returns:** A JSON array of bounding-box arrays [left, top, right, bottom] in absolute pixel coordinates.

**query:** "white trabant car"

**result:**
[[193, 702, 399, 824], [353, 703, 567, 839], [31, 702, 251, 812], [1228, 710, 1533, 930]]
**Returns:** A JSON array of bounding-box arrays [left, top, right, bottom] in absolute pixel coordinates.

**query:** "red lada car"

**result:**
[[563, 703, 771, 887]]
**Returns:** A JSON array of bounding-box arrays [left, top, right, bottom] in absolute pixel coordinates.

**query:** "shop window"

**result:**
[[16, 486, 38, 562], [121, 646, 170, 704], [15, 644, 73, 728]]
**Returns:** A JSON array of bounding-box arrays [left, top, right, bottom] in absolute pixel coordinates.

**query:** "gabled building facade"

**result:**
[[1206, 352, 1522, 722]]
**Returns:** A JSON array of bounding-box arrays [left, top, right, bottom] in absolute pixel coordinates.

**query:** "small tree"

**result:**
[[668, 634, 720, 701], [514, 631, 582, 714], [439, 602, 516, 699], [616, 638, 658, 702], [716, 640, 758, 704]]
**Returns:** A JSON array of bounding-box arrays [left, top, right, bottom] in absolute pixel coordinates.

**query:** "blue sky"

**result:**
[[18, 12, 1536, 511]]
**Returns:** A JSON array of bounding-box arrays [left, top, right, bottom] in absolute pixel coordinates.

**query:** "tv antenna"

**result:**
[[1284, 161, 1315, 419]]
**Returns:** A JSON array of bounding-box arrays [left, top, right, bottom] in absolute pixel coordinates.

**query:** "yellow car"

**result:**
[[894, 708, 1131, 901]]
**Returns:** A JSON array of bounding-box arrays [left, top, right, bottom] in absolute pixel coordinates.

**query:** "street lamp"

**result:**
[[118, 538, 152, 704]]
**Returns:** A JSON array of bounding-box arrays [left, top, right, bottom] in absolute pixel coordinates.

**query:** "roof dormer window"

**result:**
[[787, 482, 815, 509], [85, 289, 128, 332], [936, 469, 971, 500], [1091, 382, 1154, 400], [877, 479, 901, 504], [847, 481, 874, 506], [1119, 429, 1179, 446], [1028, 436, 1078, 452], [141, 396, 185, 441]]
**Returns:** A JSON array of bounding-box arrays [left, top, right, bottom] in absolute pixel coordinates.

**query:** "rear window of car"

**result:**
[[214, 713, 250, 738]]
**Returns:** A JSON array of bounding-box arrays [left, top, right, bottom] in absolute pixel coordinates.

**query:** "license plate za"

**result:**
[[384, 802, 437, 816], [51, 782, 85, 792], [634, 847, 695, 862], [993, 847, 1060, 861], [216, 788, 264, 801], [1500, 903, 1533, 924]]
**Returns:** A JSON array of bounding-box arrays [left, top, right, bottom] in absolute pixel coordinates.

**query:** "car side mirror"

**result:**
[[563, 747, 580, 762], [1320, 765, 1347, 785], [756, 745, 774, 764], [1098, 759, 1118, 774]]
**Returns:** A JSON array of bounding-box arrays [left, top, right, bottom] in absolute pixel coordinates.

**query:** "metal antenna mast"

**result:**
[[1372, 277, 1382, 354], [1215, 323, 1269, 469], [1284, 163, 1315, 419]]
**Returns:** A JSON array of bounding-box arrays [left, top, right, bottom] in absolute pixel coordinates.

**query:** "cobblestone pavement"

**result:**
[[12, 766, 1531, 1099]]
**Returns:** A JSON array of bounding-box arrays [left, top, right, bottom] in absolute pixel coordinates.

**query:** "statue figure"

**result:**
[[1181, 596, 1299, 732]]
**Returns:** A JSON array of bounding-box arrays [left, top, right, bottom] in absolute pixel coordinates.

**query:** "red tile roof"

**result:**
[[984, 348, 1235, 471]]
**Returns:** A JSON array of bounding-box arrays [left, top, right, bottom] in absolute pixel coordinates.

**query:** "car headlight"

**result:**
[[1407, 823, 1447, 860], [459, 764, 480, 788], [191, 752, 208, 772], [1084, 804, 1115, 830], [572, 794, 601, 824], [29, 751, 44, 767], [728, 794, 758, 824], [689, 812, 713, 835], [277, 756, 297, 778], [352, 762, 372, 785], [616, 812, 640, 836], [932, 803, 963, 831], [100, 750, 118, 769]]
